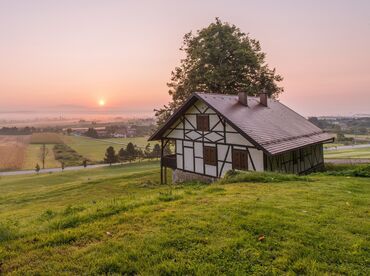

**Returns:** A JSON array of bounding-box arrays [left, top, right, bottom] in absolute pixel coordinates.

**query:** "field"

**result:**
[[325, 147, 370, 159], [0, 134, 154, 171], [23, 144, 61, 170], [0, 162, 369, 274], [30, 133, 63, 144], [0, 135, 30, 171], [63, 136, 155, 162]]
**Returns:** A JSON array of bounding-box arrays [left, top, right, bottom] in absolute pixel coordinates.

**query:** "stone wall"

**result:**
[[172, 169, 216, 183]]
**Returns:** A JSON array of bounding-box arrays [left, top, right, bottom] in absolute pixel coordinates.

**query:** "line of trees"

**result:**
[[104, 142, 171, 165]]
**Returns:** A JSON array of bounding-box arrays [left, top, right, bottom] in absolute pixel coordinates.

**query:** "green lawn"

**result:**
[[63, 136, 156, 162], [325, 147, 370, 159], [0, 162, 369, 274]]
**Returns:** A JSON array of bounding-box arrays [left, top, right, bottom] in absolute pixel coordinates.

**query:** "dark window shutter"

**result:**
[[204, 146, 216, 166], [197, 115, 210, 131], [232, 149, 248, 170]]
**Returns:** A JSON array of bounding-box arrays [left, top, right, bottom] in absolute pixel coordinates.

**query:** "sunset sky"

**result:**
[[0, 0, 369, 117]]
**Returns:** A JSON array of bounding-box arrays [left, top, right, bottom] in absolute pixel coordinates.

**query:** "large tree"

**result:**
[[155, 18, 283, 125]]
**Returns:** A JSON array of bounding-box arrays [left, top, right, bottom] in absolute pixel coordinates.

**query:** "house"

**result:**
[[149, 92, 334, 183]]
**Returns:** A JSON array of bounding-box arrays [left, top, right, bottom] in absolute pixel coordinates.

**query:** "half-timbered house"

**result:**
[[149, 92, 334, 183]]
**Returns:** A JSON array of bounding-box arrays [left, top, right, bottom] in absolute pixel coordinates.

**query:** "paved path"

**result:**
[[325, 144, 370, 151], [0, 163, 123, 176]]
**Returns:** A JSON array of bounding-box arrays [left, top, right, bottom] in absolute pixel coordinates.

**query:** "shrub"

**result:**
[[220, 170, 312, 184], [53, 144, 86, 166], [323, 163, 370, 177]]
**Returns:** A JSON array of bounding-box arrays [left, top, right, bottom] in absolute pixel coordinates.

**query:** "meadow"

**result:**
[[63, 135, 155, 162], [324, 146, 370, 159], [0, 162, 368, 274], [0, 134, 154, 171]]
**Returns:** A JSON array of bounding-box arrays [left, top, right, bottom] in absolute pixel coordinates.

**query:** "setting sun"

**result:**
[[98, 100, 105, 107]]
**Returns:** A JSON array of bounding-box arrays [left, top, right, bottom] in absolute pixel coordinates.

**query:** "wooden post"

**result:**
[[160, 139, 164, 185], [164, 166, 167, 185]]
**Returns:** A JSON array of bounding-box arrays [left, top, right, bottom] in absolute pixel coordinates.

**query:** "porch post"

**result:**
[[160, 138, 164, 184]]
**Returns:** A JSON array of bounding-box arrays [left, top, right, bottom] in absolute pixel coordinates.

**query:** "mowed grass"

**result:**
[[0, 162, 369, 274], [325, 146, 370, 159], [63, 136, 156, 162]]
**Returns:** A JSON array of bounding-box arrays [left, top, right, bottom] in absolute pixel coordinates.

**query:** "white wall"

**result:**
[[167, 99, 265, 177]]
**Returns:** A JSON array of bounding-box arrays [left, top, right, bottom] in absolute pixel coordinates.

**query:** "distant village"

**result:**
[[0, 117, 156, 139]]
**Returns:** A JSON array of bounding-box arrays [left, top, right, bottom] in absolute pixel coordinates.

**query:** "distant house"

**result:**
[[149, 92, 334, 183]]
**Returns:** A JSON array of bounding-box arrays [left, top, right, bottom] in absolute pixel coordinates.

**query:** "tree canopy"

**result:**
[[104, 146, 117, 165], [155, 18, 283, 125]]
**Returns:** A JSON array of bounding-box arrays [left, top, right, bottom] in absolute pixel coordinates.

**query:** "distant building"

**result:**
[[149, 92, 334, 183]]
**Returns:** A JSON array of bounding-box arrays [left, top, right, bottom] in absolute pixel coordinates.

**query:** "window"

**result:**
[[196, 115, 209, 131], [232, 149, 248, 170], [204, 146, 217, 166]]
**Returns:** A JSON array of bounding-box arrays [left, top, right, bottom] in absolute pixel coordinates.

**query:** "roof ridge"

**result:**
[[195, 92, 260, 98]]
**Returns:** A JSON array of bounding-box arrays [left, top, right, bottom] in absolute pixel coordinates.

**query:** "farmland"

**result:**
[[325, 146, 370, 159], [63, 135, 155, 162], [0, 135, 30, 171], [30, 132, 64, 144], [0, 134, 156, 171], [0, 162, 369, 274]]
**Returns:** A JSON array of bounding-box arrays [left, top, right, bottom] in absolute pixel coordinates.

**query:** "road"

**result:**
[[0, 162, 123, 176]]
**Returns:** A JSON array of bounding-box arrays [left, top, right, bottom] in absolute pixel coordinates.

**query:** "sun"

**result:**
[[98, 99, 105, 107]]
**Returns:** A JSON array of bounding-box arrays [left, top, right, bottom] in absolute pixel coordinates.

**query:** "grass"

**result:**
[[23, 144, 61, 170], [323, 143, 344, 149], [0, 162, 369, 274], [220, 170, 312, 183], [324, 146, 370, 159], [63, 135, 155, 162]]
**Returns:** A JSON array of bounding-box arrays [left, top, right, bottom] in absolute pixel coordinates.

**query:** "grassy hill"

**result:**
[[0, 162, 369, 274]]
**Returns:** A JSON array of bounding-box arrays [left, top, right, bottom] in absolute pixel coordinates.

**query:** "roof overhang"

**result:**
[[149, 93, 335, 156]]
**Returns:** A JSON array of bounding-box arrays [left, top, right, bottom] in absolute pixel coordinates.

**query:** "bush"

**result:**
[[220, 170, 312, 184], [53, 144, 85, 166], [323, 163, 370, 177]]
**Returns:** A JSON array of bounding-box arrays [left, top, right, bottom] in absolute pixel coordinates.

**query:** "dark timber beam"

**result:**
[[160, 139, 164, 185]]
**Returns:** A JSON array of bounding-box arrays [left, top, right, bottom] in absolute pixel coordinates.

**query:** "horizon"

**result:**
[[1, 0, 370, 118]]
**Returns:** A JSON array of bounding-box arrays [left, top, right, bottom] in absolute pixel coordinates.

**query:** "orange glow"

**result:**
[[99, 99, 105, 107]]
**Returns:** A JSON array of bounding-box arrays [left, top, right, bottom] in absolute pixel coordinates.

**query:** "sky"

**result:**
[[0, 0, 369, 117]]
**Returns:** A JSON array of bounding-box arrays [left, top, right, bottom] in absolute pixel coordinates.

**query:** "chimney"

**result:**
[[259, 92, 268, 107], [238, 92, 248, 106]]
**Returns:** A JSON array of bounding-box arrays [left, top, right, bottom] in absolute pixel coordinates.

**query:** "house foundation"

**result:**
[[172, 169, 216, 184]]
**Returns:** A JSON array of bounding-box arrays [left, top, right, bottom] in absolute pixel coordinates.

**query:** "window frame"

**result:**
[[196, 114, 210, 131], [203, 146, 217, 166], [232, 149, 248, 170]]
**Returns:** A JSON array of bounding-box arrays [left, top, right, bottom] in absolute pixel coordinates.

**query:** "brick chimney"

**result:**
[[238, 92, 248, 106], [259, 91, 268, 107]]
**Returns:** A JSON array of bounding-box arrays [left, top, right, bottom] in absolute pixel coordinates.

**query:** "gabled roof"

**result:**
[[149, 92, 334, 155]]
